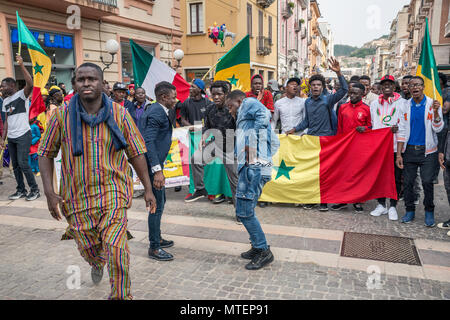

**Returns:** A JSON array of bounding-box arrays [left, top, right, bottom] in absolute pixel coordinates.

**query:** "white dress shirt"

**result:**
[[272, 96, 306, 134]]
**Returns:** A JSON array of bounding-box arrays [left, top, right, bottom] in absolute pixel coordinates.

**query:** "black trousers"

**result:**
[[444, 164, 450, 207], [8, 130, 38, 193], [403, 146, 438, 213], [378, 153, 402, 207]]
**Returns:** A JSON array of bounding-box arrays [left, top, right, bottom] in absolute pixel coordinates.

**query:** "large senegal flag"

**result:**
[[130, 39, 190, 102], [16, 12, 51, 120], [214, 35, 250, 92], [258, 129, 397, 204], [416, 18, 442, 105]]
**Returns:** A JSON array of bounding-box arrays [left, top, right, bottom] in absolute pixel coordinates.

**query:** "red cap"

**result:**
[[380, 75, 395, 84]]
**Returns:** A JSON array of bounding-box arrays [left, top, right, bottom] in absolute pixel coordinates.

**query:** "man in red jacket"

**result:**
[[332, 82, 371, 213], [246, 75, 274, 113]]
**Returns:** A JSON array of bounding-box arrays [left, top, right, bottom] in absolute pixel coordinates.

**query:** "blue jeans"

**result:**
[[148, 172, 166, 250], [236, 165, 271, 250]]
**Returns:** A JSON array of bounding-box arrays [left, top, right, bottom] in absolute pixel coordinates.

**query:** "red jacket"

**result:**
[[246, 90, 274, 113], [337, 100, 371, 135]]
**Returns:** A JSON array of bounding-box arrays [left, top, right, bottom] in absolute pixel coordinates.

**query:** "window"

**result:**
[[190, 3, 204, 34], [259, 10, 263, 37], [247, 3, 252, 36], [268, 16, 272, 44], [268, 71, 274, 81], [281, 22, 285, 48], [121, 41, 155, 85]]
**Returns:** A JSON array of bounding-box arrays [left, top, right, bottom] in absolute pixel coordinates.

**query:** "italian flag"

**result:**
[[16, 12, 51, 120], [416, 18, 442, 105], [130, 39, 190, 102]]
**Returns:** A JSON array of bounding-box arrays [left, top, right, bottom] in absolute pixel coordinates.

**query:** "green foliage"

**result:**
[[350, 48, 376, 58], [334, 44, 358, 57]]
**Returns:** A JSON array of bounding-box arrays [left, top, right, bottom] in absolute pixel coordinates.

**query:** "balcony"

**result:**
[[13, 0, 119, 18], [257, 36, 272, 56], [294, 21, 301, 32], [256, 0, 276, 9], [281, 3, 293, 19], [301, 27, 307, 39], [288, 49, 299, 61], [445, 21, 450, 38]]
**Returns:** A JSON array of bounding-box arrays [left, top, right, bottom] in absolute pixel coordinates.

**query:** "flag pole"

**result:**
[[202, 58, 221, 81], [430, 68, 437, 101]]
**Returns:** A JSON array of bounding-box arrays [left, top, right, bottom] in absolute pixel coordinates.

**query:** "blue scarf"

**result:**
[[69, 93, 128, 156]]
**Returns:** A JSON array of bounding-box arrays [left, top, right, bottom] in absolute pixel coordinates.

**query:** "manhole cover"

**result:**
[[340, 232, 421, 266]]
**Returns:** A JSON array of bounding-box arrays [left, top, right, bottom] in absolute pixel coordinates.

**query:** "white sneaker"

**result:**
[[447, 231, 450, 237], [370, 204, 388, 217], [388, 207, 398, 221]]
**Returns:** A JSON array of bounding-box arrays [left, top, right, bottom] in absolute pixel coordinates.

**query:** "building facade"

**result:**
[[180, 0, 278, 86], [0, 0, 182, 90], [308, 0, 321, 75], [386, 5, 410, 77], [278, 0, 309, 84]]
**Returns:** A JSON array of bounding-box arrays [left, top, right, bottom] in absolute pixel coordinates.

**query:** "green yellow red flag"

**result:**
[[16, 12, 52, 119], [416, 18, 442, 105]]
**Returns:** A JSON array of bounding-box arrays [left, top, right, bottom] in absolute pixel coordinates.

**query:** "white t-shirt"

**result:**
[[2, 89, 31, 139]]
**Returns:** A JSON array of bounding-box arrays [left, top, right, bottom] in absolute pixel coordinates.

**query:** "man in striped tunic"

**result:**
[[38, 63, 156, 300]]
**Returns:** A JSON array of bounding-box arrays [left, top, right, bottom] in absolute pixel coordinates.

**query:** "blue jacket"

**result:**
[[30, 123, 41, 145], [140, 102, 173, 173], [295, 75, 348, 136], [235, 98, 280, 176]]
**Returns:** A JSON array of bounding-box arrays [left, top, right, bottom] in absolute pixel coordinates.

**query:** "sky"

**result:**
[[316, 0, 411, 47]]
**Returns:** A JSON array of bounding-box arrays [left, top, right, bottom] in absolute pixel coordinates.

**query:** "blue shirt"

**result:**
[[408, 96, 426, 146]]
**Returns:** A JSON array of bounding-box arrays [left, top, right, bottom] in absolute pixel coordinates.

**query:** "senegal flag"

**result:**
[[416, 18, 442, 105], [16, 12, 51, 120], [259, 129, 397, 204], [214, 35, 250, 92]]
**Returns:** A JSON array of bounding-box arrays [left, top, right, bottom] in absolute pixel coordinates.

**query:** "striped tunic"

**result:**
[[38, 101, 147, 218]]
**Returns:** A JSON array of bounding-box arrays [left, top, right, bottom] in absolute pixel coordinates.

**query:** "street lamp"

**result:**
[[100, 39, 119, 72], [174, 49, 184, 69]]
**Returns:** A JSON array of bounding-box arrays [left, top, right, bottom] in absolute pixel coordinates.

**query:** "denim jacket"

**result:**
[[235, 98, 280, 176]]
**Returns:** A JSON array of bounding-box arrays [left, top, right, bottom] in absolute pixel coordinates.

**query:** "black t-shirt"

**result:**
[[204, 104, 236, 151], [180, 97, 213, 125]]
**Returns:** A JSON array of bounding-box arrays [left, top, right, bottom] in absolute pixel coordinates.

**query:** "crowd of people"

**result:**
[[0, 54, 450, 300]]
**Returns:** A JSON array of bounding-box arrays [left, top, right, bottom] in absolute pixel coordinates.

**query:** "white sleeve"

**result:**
[[272, 102, 280, 130]]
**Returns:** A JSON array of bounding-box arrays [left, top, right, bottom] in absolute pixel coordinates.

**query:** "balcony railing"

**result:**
[[256, 0, 275, 9], [301, 27, 307, 39], [281, 3, 293, 19], [91, 0, 118, 7], [257, 36, 272, 56]]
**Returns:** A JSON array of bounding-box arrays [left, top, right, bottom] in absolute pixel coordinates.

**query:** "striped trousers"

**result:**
[[65, 207, 132, 300]]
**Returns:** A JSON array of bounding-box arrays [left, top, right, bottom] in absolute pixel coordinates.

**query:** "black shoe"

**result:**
[[258, 202, 268, 208], [184, 189, 207, 203], [26, 190, 40, 201], [437, 219, 450, 230], [302, 204, 315, 210], [174, 186, 182, 192], [331, 204, 347, 211], [236, 216, 243, 225], [160, 238, 174, 248], [213, 194, 226, 204], [241, 246, 260, 260], [353, 204, 363, 213], [91, 266, 104, 285], [227, 197, 233, 204], [148, 248, 174, 261], [319, 204, 329, 211], [245, 247, 274, 270], [8, 190, 27, 200]]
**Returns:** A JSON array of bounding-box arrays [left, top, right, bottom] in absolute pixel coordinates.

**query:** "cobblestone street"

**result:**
[[0, 172, 449, 300]]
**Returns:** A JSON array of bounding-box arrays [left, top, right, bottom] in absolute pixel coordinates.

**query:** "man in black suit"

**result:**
[[141, 81, 177, 261]]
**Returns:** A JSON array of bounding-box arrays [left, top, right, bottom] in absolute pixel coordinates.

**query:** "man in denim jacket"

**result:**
[[226, 90, 280, 270]]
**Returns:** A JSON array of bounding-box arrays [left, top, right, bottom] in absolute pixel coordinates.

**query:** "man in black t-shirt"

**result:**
[[185, 81, 237, 205], [180, 79, 213, 127]]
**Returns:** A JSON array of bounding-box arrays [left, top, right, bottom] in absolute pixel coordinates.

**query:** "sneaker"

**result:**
[[184, 193, 192, 200], [437, 220, 450, 229], [236, 216, 243, 225], [353, 204, 363, 213], [331, 204, 347, 211], [245, 247, 274, 270], [174, 186, 182, 192], [35, 172, 40, 177], [319, 204, 329, 211], [26, 190, 40, 201], [213, 194, 226, 204], [302, 204, 315, 210], [91, 266, 104, 285], [8, 190, 27, 200], [401, 211, 415, 223], [370, 204, 388, 217], [425, 211, 435, 228], [241, 247, 260, 260], [388, 207, 398, 221], [132, 190, 144, 198], [294, 203, 301, 207], [447, 231, 450, 237], [184, 189, 207, 203], [414, 199, 420, 205], [258, 202, 268, 208]]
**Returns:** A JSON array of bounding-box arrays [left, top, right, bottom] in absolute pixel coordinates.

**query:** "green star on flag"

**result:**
[[227, 75, 239, 86], [33, 62, 44, 75], [274, 160, 295, 180], [166, 153, 173, 163]]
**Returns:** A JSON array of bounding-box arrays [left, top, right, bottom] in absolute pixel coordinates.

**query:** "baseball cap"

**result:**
[[192, 79, 206, 92], [267, 79, 279, 91], [113, 82, 127, 91], [286, 77, 301, 86], [380, 75, 395, 85]]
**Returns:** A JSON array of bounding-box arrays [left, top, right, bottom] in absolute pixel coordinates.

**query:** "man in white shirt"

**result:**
[[359, 75, 379, 105], [272, 77, 306, 135], [0, 54, 40, 201]]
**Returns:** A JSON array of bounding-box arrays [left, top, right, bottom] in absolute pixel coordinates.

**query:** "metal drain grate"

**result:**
[[340, 232, 422, 266]]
